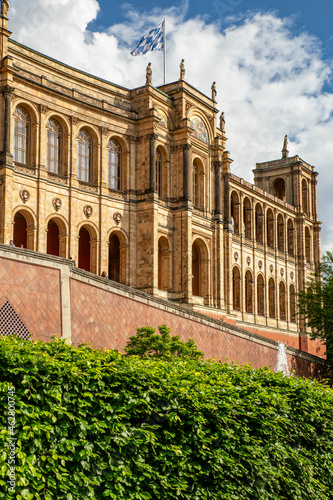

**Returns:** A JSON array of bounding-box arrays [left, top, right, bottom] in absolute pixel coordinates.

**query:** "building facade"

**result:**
[[0, 7, 322, 353]]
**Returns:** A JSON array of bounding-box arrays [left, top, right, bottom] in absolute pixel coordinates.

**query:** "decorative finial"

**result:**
[[282, 134, 288, 159], [211, 81, 217, 101], [1, 0, 9, 17], [179, 59, 185, 81], [145, 62, 152, 86], [219, 112, 225, 133]]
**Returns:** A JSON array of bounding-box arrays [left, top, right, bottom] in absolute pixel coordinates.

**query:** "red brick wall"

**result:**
[[0, 257, 61, 341]]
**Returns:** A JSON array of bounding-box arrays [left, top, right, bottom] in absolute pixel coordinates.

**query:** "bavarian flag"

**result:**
[[131, 21, 164, 56]]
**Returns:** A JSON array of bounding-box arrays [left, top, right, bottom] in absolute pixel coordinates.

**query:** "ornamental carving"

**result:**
[[83, 205, 93, 218], [39, 104, 48, 114], [52, 198, 62, 212], [113, 212, 122, 225], [71, 116, 80, 126], [19, 190, 30, 203], [290, 271, 294, 280], [269, 264, 274, 273], [246, 256, 251, 266], [101, 127, 109, 136], [258, 260, 263, 270], [234, 252, 238, 262], [280, 268, 284, 277]]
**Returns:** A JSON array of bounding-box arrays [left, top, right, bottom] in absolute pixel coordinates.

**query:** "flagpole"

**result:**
[[163, 18, 166, 85]]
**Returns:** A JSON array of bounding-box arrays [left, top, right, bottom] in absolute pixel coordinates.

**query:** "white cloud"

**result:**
[[8, 0, 333, 252]]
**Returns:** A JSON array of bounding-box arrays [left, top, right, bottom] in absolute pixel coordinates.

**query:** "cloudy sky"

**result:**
[[8, 0, 333, 252]]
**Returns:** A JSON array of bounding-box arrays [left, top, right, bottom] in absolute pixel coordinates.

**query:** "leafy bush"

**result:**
[[0, 336, 333, 499], [124, 324, 204, 359]]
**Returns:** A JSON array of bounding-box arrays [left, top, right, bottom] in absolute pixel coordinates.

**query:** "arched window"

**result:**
[[305, 227, 311, 263], [156, 148, 162, 197], [269, 278, 275, 318], [47, 219, 60, 256], [243, 198, 252, 239], [279, 281, 286, 320], [245, 270, 253, 313], [277, 214, 284, 253], [78, 129, 92, 183], [287, 219, 294, 256], [231, 191, 240, 235], [290, 284, 296, 323], [302, 179, 309, 215], [267, 209, 274, 249], [232, 267, 241, 310], [273, 178, 286, 201], [108, 139, 121, 190], [255, 203, 263, 244], [109, 233, 120, 282], [158, 236, 170, 290], [257, 274, 265, 315], [14, 106, 30, 164], [78, 226, 91, 271], [47, 118, 62, 174], [13, 212, 27, 248]]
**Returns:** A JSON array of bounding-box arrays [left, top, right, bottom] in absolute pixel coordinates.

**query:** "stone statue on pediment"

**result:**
[[146, 62, 152, 86], [220, 112, 225, 133], [179, 59, 185, 80], [1, 0, 9, 17], [211, 81, 217, 101]]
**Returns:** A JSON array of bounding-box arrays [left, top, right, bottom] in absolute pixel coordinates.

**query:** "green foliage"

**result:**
[[298, 251, 333, 363], [124, 324, 204, 359], [0, 336, 333, 499]]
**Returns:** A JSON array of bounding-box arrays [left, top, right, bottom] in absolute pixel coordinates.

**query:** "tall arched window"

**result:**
[[277, 214, 284, 253], [255, 203, 263, 244], [78, 129, 92, 183], [287, 219, 294, 256], [243, 198, 252, 240], [269, 278, 276, 318], [47, 118, 62, 174], [305, 227, 311, 263], [290, 284, 296, 323], [267, 209, 274, 249], [108, 139, 121, 190], [231, 191, 240, 235], [273, 178, 286, 201], [193, 161, 199, 207], [156, 148, 163, 197], [158, 236, 170, 290], [14, 106, 30, 164], [232, 267, 241, 310], [279, 281, 286, 320], [257, 274, 265, 315], [245, 270, 253, 313]]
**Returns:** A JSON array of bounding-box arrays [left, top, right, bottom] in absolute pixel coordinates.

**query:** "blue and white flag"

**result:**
[[131, 21, 164, 56]]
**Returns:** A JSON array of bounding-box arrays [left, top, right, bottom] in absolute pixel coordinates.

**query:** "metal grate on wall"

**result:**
[[0, 300, 30, 340]]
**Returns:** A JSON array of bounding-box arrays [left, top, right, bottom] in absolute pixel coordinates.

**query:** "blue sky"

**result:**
[[8, 0, 333, 251]]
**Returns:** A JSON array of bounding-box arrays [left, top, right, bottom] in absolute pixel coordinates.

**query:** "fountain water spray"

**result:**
[[276, 342, 290, 376]]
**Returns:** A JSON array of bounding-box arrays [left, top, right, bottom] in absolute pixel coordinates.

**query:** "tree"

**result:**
[[124, 324, 204, 359], [298, 251, 333, 363]]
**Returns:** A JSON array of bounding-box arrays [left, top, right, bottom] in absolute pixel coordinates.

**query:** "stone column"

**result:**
[[214, 161, 222, 215], [149, 133, 158, 192], [2, 85, 14, 160], [183, 144, 191, 201]]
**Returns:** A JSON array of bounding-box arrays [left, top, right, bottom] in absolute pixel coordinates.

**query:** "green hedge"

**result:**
[[0, 336, 333, 499]]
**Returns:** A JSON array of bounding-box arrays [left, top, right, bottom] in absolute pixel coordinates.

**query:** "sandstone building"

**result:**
[[0, 6, 322, 354]]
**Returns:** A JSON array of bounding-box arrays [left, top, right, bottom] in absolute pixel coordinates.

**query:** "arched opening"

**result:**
[[156, 148, 163, 198], [232, 266, 241, 310], [302, 178, 309, 215], [273, 178, 286, 201], [279, 281, 286, 320], [13, 212, 27, 248], [78, 226, 91, 271], [158, 236, 170, 290], [109, 233, 120, 282], [305, 227, 311, 263], [231, 191, 240, 235], [269, 278, 276, 318], [14, 106, 30, 165], [108, 138, 122, 190], [47, 220, 60, 256], [277, 213, 284, 253], [243, 197, 252, 239], [257, 274, 265, 315], [287, 219, 294, 256], [267, 209, 274, 249], [290, 284, 296, 323], [245, 270, 253, 313], [255, 203, 263, 244], [192, 239, 207, 298]]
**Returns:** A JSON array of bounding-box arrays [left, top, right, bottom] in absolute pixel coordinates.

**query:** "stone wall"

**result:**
[[0, 244, 328, 379]]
